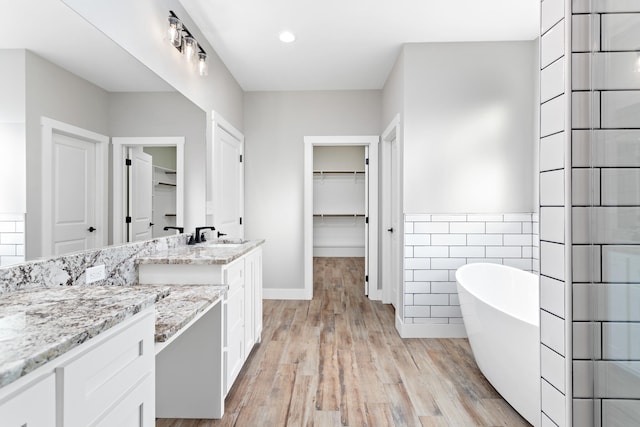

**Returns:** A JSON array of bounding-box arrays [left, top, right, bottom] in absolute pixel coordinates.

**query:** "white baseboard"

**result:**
[[395, 315, 467, 338], [263, 287, 312, 300]]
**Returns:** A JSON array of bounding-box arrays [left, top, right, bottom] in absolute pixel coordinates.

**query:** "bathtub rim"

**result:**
[[455, 262, 539, 328]]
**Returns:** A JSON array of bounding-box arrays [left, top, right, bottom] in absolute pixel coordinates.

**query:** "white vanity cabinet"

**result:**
[[223, 246, 263, 395], [138, 242, 264, 415], [0, 309, 155, 427]]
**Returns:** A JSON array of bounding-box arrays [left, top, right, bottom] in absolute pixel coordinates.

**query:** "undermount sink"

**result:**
[[204, 239, 248, 248], [205, 243, 243, 248]]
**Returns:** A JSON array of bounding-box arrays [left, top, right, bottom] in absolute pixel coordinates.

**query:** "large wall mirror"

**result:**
[[0, 0, 206, 265]]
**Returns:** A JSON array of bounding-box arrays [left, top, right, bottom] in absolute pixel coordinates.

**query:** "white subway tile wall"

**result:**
[[540, 1, 569, 425], [403, 213, 539, 325], [0, 213, 25, 267], [572, 5, 640, 427]]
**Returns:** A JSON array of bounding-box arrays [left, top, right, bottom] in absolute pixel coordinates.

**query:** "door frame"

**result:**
[[112, 137, 185, 245], [303, 135, 379, 300], [381, 115, 403, 309], [41, 117, 109, 258]]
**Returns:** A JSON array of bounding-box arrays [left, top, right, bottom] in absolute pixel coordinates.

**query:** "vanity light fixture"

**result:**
[[167, 11, 208, 76]]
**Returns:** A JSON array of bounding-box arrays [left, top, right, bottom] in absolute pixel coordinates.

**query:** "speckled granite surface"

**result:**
[[0, 234, 188, 295], [0, 285, 170, 388], [136, 239, 265, 265], [139, 285, 227, 342]]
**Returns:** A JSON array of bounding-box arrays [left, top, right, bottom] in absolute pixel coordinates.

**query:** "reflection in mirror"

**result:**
[[0, 0, 206, 266]]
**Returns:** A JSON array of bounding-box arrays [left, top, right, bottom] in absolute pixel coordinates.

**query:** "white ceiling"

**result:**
[[1, 0, 172, 92], [179, 0, 540, 92]]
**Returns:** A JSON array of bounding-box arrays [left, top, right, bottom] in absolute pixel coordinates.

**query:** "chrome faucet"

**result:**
[[189, 226, 216, 244]]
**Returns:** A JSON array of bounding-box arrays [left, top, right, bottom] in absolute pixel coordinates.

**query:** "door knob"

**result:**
[[150, 222, 155, 227], [88, 226, 96, 232], [387, 227, 394, 233]]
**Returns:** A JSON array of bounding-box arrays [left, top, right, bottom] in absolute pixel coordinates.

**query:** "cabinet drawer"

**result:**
[[95, 372, 154, 427], [224, 258, 244, 291], [0, 373, 55, 427], [58, 312, 155, 427]]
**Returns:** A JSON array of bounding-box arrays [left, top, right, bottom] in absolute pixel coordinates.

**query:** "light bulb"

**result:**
[[183, 36, 197, 62], [198, 52, 208, 76], [279, 31, 296, 43], [167, 16, 182, 48]]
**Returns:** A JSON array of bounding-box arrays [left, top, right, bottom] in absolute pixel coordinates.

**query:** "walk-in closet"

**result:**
[[312, 146, 367, 257]]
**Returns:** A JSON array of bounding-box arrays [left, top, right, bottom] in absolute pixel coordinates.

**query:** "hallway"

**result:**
[[157, 257, 529, 426]]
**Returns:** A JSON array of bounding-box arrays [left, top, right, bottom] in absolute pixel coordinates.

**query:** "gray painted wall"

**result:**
[[25, 50, 110, 259], [244, 90, 381, 291], [0, 50, 26, 214], [402, 41, 537, 214], [109, 92, 207, 235]]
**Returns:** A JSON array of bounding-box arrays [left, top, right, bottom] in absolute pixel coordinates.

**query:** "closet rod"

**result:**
[[313, 214, 365, 218]]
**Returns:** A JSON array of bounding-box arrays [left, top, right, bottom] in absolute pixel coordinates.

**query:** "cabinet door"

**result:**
[[244, 247, 263, 350], [253, 248, 263, 343], [224, 285, 245, 395], [244, 252, 255, 352], [0, 374, 55, 427]]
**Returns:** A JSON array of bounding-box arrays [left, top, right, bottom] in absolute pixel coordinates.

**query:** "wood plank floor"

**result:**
[[157, 257, 530, 427]]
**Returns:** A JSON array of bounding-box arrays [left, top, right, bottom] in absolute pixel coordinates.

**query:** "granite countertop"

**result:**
[[136, 239, 265, 265], [0, 285, 170, 388], [135, 284, 227, 342]]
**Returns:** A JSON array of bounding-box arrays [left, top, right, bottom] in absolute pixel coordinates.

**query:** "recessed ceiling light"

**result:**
[[279, 31, 296, 43]]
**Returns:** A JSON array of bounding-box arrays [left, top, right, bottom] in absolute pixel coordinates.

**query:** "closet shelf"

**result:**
[[153, 165, 176, 174], [313, 214, 366, 218], [164, 214, 177, 217], [313, 170, 365, 175], [156, 182, 177, 187]]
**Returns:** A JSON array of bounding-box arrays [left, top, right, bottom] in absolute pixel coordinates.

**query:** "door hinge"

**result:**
[[365, 275, 369, 282], [239, 217, 243, 225], [240, 154, 243, 163], [365, 216, 369, 224], [125, 159, 132, 166], [125, 216, 132, 224], [365, 158, 369, 165]]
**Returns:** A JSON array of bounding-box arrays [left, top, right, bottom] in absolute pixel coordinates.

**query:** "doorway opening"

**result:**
[[112, 137, 185, 244], [303, 136, 379, 300]]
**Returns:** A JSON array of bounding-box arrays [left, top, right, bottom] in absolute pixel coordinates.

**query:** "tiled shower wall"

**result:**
[[571, 2, 640, 426], [403, 213, 539, 326], [540, 0, 571, 425], [0, 213, 25, 267]]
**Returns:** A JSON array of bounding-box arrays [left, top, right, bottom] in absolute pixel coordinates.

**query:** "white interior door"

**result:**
[[127, 147, 153, 242], [52, 133, 97, 255], [364, 146, 370, 295], [382, 126, 400, 309], [389, 135, 400, 309], [214, 121, 244, 239]]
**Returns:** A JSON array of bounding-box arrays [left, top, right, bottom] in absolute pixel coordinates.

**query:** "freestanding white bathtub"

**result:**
[[455, 263, 540, 427]]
